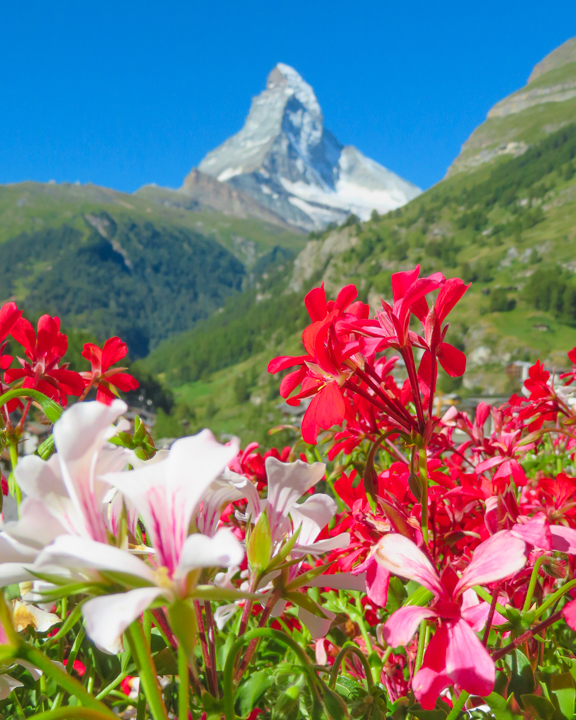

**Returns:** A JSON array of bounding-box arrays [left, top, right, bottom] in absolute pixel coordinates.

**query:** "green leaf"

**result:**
[[520, 693, 556, 719], [386, 576, 407, 613], [484, 692, 515, 720], [247, 510, 272, 573], [153, 647, 179, 676], [188, 585, 255, 602], [267, 526, 302, 572], [550, 672, 575, 719], [406, 701, 449, 720], [404, 585, 434, 607], [506, 649, 535, 705], [236, 669, 274, 717], [0, 388, 63, 423], [284, 562, 333, 592]]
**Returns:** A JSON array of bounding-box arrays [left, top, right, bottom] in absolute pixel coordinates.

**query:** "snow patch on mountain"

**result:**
[[197, 64, 421, 230]]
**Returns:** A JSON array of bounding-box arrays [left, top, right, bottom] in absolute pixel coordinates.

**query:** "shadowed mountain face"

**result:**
[[197, 63, 421, 230]]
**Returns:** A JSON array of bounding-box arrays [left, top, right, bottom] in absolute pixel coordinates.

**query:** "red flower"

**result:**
[[268, 284, 367, 444], [418, 278, 470, 390], [80, 337, 139, 404], [6, 315, 84, 405], [352, 266, 445, 353], [561, 347, 576, 385], [64, 658, 86, 676]]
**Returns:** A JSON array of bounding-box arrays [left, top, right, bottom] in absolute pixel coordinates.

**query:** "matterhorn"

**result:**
[[194, 63, 421, 230]]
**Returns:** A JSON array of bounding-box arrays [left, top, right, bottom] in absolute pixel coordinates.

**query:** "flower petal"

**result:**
[[307, 572, 367, 592], [551, 525, 576, 555], [445, 619, 495, 697], [265, 458, 324, 543], [374, 534, 444, 597], [455, 530, 526, 596], [82, 587, 164, 654], [382, 605, 438, 647], [175, 529, 244, 579], [301, 382, 346, 445], [366, 556, 390, 608], [106, 430, 239, 574], [413, 624, 451, 710], [297, 606, 336, 640], [563, 599, 576, 630], [290, 494, 337, 547], [52, 400, 128, 542], [37, 535, 156, 584]]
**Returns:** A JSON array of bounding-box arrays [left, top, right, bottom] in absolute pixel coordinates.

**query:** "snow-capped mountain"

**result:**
[[196, 64, 421, 230]]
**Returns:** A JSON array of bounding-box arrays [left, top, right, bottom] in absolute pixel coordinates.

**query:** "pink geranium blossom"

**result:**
[[376, 532, 526, 709]]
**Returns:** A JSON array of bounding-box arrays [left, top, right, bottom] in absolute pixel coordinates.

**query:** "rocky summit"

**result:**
[[196, 63, 421, 231]]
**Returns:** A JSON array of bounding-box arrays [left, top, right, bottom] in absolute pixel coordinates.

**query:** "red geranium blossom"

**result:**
[[6, 315, 84, 405], [80, 337, 139, 404]]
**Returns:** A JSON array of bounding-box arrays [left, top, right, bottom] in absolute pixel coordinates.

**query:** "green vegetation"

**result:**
[[143, 269, 310, 384], [0, 183, 304, 357]]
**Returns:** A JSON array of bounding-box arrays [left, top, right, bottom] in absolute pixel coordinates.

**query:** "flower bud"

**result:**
[[247, 511, 272, 574]]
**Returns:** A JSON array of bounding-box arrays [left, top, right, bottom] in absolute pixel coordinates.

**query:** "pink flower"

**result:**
[[376, 532, 526, 709]]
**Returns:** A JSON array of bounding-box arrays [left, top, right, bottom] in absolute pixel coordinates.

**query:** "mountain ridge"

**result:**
[[196, 63, 421, 230]]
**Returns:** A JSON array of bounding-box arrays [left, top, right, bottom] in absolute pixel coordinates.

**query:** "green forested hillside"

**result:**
[[0, 182, 304, 356]]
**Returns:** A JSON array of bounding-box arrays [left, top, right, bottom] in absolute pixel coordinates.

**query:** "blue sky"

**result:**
[[1, 1, 575, 192]]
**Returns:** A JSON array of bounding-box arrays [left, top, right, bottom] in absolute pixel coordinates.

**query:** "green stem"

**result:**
[[224, 628, 319, 720], [534, 579, 576, 619], [523, 555, 547, 613], [178, 641, 190, 720], [21, 710, 115, 720], [353, 591, 373, 656], [15, 642, 115, 716], [8, 438, 21, 509], [95, 669, 130, 700], [445, 689, 469, 720], [45, 602, 83, 649], [329, 644, 373, 692], [473, 586, 508, 616], [419, 448, 429, 545], [51, 628, 85, 709], [128, 621, 169, 720], [136, 681, 146, 720], [414, 620, 429, 674]]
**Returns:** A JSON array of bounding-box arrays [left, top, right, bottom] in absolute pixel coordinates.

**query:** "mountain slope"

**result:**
[[448, 38, 576, 176], [0, 182, 304, 356], [197, 63, 421, 230]]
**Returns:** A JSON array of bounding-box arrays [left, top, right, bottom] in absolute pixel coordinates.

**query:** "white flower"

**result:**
[[37, 430, 244, 654]]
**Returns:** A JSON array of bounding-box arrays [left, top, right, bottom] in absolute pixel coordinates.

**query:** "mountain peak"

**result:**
[[528, 36, 576, 84], [196, 64, 420, 230]]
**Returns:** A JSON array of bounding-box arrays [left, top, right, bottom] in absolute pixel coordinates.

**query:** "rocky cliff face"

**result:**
[[196, 64, 421, 230], [447, 36, 576, 176]]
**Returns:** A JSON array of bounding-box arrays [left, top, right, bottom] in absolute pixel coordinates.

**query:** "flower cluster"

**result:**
[[1, 272, 576, 720]]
